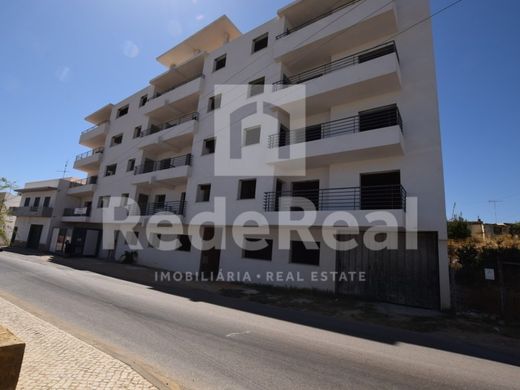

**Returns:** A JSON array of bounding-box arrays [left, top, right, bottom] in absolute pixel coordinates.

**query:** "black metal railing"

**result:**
[[134, 154, 192, 175], [75, 147, 104, 161], [63, 207, 91, 217], [81, 120, 108, 135], [150, 75, 202, 100], [130, 200, 186, 216], [268, 105, 402, 148], [264, 184, 406, 212], [9, 206, 54, 217], [142, 112, 199, 137], [273, 41, 397, 91], [276, 0, 362, 39], [69, 176, 98, 188]]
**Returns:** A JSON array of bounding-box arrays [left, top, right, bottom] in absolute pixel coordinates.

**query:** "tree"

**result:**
[[0, 177, 15, 245], [447, 215, 471, 240], [510, 222, 520, 237]]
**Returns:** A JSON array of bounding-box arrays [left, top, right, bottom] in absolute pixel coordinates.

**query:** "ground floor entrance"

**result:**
[[26, 224, 43, 249], [336, 232, 440, 309], [199, 226, 221, 278]]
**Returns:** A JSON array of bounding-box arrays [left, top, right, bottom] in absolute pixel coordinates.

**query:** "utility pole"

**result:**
[[57, 161, 69, 178], [488, 200, 503, 224]]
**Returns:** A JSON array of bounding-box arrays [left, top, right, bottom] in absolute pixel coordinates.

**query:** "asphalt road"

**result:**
[[0, 251, 518, 390]]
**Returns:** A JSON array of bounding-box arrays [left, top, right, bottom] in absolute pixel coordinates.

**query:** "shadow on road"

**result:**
[[5, 247, 520, 367]]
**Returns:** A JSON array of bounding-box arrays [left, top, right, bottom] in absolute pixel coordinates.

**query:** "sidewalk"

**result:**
[[0, 296, 156, 390]]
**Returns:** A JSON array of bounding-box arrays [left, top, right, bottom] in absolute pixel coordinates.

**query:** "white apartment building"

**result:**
[[22, 0, 450, 309]]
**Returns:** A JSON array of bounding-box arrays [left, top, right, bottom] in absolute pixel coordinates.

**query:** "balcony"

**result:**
[[274, 0, 397, 61], [263, 184, 407, 228], [139, 112, 198, 153], [79, 121, 109, 148], [9, 206, 53, 217], [132, 154, 192, 187], [62, 207, 91, 222], [266, 105, 404, 167], [73, 147, 104, 173], [129, 200, 186, 217], [142, 77, 202, 120], [272, 43, 400, 114], [68, 176, 97, 196], [264, 184, 406, 211]]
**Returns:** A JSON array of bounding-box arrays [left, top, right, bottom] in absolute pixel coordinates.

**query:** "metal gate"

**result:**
[[336, 232, 440, 309]]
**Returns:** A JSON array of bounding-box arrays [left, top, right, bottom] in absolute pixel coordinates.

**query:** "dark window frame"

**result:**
[[105, 164, 117, 177], [244, 126, 261, 146], [197, 184, 212, 202], [202, 138, 216, 155], [290, 240, 320, 266], [243, 237, 273, 261], [177, 235, 191, 251], [139, 95, 148, 107], [208, 94, 222, 112], [116, 105, 129, 118], [248, 77, 265, 97], [133, 126, 142, 138], [110, 133, 123, 147], [127, 159, 136, 172], [252, 33, 269, 53], [213, 54, 227, 72], [238, 179, 256, 200]]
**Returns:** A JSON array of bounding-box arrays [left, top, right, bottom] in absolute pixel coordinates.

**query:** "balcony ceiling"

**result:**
[[85, 103, 114, 125], [147, 94, 199, 123], [150, 53, 205, 91], [15, 186, 57, 194], [277, 0, 352, 27], [157, 15, 241, 68]]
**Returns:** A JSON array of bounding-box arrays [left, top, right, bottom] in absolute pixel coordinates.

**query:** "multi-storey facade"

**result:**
[[30, 0, 449, 309]]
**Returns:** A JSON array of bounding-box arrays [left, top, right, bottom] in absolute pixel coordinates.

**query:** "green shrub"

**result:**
[[448, 217, 471, 240]]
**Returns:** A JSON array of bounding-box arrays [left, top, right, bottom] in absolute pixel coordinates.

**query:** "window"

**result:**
[[43, 197, 51, 207], [243, 237, 273, 261], [133, 126, 142, 138], [202, 138, 216, 155], [290, 241, 320, 265], [177, 235, 191, 251], [238, 179, 256, 200], [117, 105, 129, 118], [127, 159, 136, 172], [33, 197, 40, 207], [139, 95, 148, 107], [110, 134, 123, 146], [249, 77, 265, 97], [121, 193, 129, 207], [252, 33, 268, 53], [97, 196, 110, 208], [23, 197, 30, 207], [213, 54, 227, 72], [244, 126, 261, 146], [196, 184, 211, 202], [208, 94, 221, 112], [105, 164, 117, 177]]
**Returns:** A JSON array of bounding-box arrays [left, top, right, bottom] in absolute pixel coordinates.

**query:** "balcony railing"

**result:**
[[264, 185, 406, 212], [273, 41, 397, 91], [63, 207, 91, 217], [142, 112, 199, 137], [134, 154, 192, 175], [9, 206, 54, 217], [149, 75, 202, 100], [276, 0, 362, 39], [130, 200, 186, 216], [81, 121, 108, 135], [268, 105, 402, 148], [75, 147, 104, 161], [69, 176, 98, 188]]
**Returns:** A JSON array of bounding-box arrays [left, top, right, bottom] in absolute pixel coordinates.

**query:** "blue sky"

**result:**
[[0, 0, 518, 222]]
